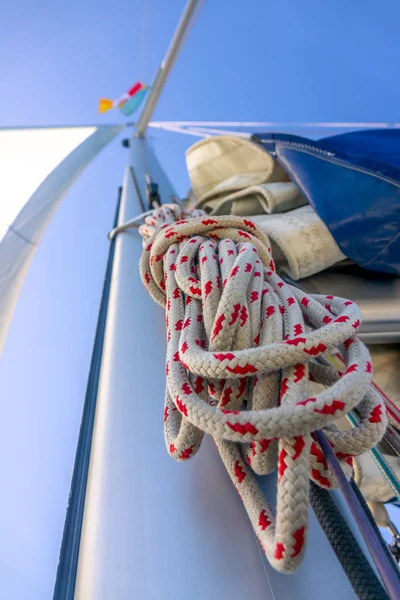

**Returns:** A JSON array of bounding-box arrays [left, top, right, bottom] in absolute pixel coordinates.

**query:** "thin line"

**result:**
[[186, 127, 251, 138], [362, 230, 400, 268], [149, 121, 400, 129], [0, 123, 124, 131], [252, 530, 277, 600], [149, 124, 211, 138], [129, 166, 146, 212], [148, 124, 251, 138], [347, 412, 400, 502], [138, 0, 151, 80], [1, 121, 397, 131], [373, 381, 400, 422]]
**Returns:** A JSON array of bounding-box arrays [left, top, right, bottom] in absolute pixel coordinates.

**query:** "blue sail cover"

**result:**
[[253, 130, 400, 275]]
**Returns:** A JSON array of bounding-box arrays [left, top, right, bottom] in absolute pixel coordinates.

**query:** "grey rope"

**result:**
[[310, 481, 389, 600], [351, 480, 400, 577], [315, 430, 400, 599]]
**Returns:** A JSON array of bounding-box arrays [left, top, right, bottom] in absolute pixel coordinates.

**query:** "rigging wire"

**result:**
[[138, 0, 151, 82], [149, 120, 400, 129], [149, 124, 211, 138], [185, 127, 251, 138], [147, 121, 400, 140], [347, 411, 400, 505]]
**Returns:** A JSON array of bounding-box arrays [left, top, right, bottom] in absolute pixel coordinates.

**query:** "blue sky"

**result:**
[[1, 0, 400, 597]]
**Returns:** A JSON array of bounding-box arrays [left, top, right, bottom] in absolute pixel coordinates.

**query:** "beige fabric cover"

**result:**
[[201, 181, 306, 216], [186, 136, 289, 202], [370, 345, 400, 406], [354, 453, 400, 508], [252, 206, 346, 280], [349, 345, 400, 520]]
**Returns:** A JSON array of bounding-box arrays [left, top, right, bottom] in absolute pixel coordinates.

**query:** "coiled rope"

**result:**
[[139, 204, 387, 574]]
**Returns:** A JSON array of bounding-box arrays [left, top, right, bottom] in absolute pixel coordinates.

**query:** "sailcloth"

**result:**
[[0, 124, 123, 354]]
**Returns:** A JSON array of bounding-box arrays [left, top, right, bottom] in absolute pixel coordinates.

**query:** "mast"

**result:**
[[53, 187, 123, 599], [72, 141, 373, 600], [53, 3, 204, 598]]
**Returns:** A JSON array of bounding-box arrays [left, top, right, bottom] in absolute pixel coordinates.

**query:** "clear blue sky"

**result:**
[[1, 1, 400, 597]]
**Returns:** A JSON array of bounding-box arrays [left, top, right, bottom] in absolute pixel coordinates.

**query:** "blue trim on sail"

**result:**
[[53, 187, 122, 600], [253, 130, 400, 275]]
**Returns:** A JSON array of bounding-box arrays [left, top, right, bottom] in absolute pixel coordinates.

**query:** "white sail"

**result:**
[[0, 124, 123, 354]]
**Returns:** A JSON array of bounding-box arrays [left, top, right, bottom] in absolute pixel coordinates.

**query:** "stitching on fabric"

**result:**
[[362, 229, 400, 268], [274, 144, 400, 189], [271, 144, 400, 268], [260, 140, 335, 157]]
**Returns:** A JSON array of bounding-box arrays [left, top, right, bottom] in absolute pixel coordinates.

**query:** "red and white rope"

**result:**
[[139, 204, 387, 573]]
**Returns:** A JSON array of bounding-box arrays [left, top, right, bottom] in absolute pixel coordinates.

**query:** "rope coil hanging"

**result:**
[[139, 203, 387, 574]]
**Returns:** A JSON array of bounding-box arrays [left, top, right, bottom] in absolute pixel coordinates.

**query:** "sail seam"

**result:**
[[7, 224, 36, 245]]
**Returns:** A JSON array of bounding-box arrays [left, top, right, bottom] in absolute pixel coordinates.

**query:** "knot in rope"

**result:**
[[139, 203, 387, 573]]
